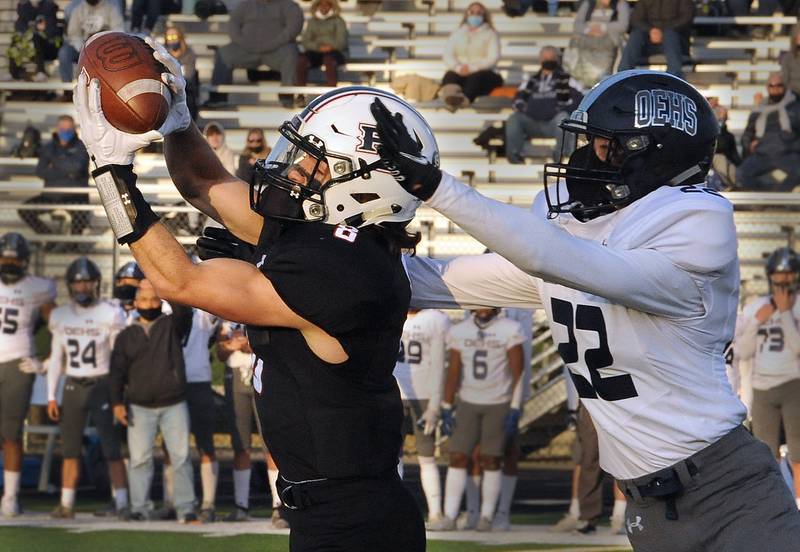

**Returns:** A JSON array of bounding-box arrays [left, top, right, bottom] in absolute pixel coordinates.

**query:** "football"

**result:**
[[77, 31, 170, 134]]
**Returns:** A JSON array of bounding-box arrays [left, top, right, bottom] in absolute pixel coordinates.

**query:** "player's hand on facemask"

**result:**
[[196, 226, 257, 263], [504, 408, 521, 436], [19, 356, 44, 374], [440, 403, 455, 437], [418, 405, 440, 436], [74, 72, 163, 167], [369, 98, 442, 201], [144, 36, 191, 137]]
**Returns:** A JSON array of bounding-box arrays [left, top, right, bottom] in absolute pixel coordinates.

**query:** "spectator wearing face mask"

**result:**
[[439, 2, 502, 111], [236, 129, 272, 186], [57, 0, 123, 93], [296, 0, 348, 97], [162, 25, 198, 121], [203, 122, 237, 175]]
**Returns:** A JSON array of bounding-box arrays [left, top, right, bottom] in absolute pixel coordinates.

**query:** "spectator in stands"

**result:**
[[203, 122, 237, 174], [57, 0, 123, 93], [505, 46, 581, 164], [6, 0, 60, 81], [236, 128, 271, 185], [736, 72, 800, 192], [18, 116, 90, 242], [110, 279, 197, 522], [728, 0, 780, 38], [439, 2, 502, 111], [564, 0, 630, 90], [63, 0, 123, 22], [163, 25, 199, 121], [617, 0, 694, 78], [205, 0, 303, 109], [295, 0, 348, 99], [131, 0, 160, 34], [781, 23, 800, 96], [709, 104, 741, 190]]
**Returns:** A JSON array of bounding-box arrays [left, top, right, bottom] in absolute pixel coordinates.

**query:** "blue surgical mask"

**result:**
[[467, 15, 483, 27], [57, 129, 76, 143]]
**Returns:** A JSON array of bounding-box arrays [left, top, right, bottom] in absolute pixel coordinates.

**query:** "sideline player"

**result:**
[[734, 247, 800, 508], [372, 70, 800, 550], [112, 261, 144, 317], [394, 308, 450, 524], [74, 44, 434, 549], [432, 308, 523, 531], [0, 232, 56, 517], [46, 257, 129, 518]]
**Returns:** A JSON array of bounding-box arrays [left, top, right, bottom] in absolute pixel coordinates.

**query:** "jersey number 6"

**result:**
[[551, 298, 638, 401]]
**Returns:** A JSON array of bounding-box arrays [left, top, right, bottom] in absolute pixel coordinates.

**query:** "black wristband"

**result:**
[[91, 164, 159, 245]]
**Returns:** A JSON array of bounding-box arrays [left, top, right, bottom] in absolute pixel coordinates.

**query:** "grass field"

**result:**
[[0, 527, 631, 552]]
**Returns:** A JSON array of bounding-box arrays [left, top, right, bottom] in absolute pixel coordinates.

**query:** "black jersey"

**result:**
[[248, 222, 410, 482]]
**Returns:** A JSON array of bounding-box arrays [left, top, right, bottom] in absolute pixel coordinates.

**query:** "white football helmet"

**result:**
[[251, 86, 439, 228]]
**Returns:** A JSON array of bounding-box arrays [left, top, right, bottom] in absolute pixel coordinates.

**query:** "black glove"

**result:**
[[369, 98, 442, 201], [196, 226, 257, 263]]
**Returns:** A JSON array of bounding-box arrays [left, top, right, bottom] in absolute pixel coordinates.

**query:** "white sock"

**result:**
[[480, 470, 502, 520], [162, 464, 174, 505], [3, 471, 20, 499], [465, 474, 481, 518], [443, 467, 467, 520], [397, 458, 404, 480], [496, 474, 518, 518], [419, 456, 442, 518], [61, 487, 76, 509], [268, 469, 281, 508], [113, 488, 129, 510], [233, 468, 251, 510], [569, 497, 580, 518], [200, 461, 219, 509], [612, 499, 627, 520]]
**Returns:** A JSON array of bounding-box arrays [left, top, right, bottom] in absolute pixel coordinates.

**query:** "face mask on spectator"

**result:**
[[166, 41, 181, 51], [137, 306, 162, 321], [541, 60, 558, 71], [57, 129, 76, 143], [717, 118, 726, 127], [466, 15, 483, 27], [315, 9, 333, 19], [85, 0, 100, 6]]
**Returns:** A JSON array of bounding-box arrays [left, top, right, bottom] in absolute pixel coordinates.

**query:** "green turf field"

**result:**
[[0, 527, 630, 552]]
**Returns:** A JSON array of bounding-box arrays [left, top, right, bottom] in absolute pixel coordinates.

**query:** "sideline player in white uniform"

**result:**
[[432, 308, 523, 531], [734, 247, 800, 508], [372, 70, 800, 550], [393, 308, 450, 523], [46, 257, 129, 518], [0, 233, 56, 517]]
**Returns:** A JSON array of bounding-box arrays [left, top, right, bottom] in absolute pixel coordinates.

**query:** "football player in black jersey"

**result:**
[[74, 44, 436, 550]]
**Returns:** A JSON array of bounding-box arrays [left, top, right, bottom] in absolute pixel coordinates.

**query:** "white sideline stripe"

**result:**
[[116, 79, 170, 104]]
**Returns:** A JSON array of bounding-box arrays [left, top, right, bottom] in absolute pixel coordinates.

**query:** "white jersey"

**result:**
[[734, 296, 800, 391], [447, 315, 525, 405], [0, 276, 56, 363], [47, 300, 126, 400], [503, 308, 534, 403], [404, 174, 747, 479], [393, 309, 450, 401], [183, 309, 219, 383]]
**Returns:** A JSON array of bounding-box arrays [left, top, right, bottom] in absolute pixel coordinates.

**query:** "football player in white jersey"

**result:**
[[393, 308, 450, 524], [372, 70, 800, 550], [46, 257, 129, 518], [431, 308, 523, 531], [0, 232, 56, 517], [734, 247, 800, 509]]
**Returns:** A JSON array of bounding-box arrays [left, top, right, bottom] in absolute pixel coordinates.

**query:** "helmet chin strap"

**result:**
[[668, 164, 702, 185]]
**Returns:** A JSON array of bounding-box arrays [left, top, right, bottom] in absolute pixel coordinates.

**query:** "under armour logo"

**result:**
[[256, 254, 267, 268], [253, 358, 264, 394], [627, 515, 644, 533], [121, 193, 131, 206]]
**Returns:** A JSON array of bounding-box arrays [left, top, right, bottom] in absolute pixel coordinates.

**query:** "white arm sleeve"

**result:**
[[47, 333, 64, 402], [425, 173, 709, 318], [426, 316, 450, 409], [404, 253, 542, 310], [734, 308, 760, 362]]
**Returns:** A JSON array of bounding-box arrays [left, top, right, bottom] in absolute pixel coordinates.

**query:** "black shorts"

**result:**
[[60, 376, 121, 460], [280, 474, 425, 552], [186, 382, 216, 456], [0, 360, 34, 442], [224, 368, 255, 453]]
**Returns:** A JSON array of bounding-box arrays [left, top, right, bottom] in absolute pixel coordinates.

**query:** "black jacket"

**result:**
[[741, 100, 800, 158], [35, 135, 89, 188], [631, 0, 694, 36], [15, 0, 59, 38], [716, 124, 742, 166], [110, 304, 193, 408]]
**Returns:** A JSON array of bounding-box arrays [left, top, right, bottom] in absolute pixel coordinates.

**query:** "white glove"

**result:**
[[421, 406, 440, 436], [144, 36, 191, 137], [19, 357, 44, 374]]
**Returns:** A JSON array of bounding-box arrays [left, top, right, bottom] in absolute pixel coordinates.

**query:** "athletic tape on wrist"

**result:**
[[91, 164, 158, 245]]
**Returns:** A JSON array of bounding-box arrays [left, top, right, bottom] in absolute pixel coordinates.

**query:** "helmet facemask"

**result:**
[[0, 258, 26, 285], [69, 279, 100, 307]]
